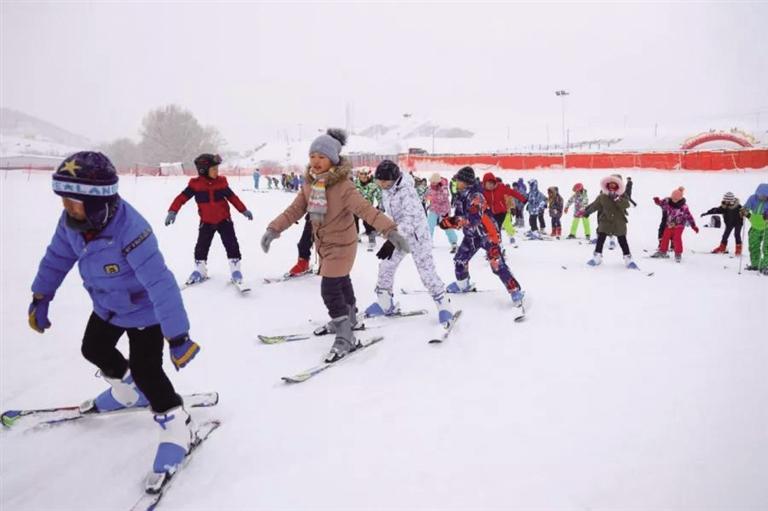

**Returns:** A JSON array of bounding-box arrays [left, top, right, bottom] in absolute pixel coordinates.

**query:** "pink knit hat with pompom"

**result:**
[[670, 186, 685, 202]]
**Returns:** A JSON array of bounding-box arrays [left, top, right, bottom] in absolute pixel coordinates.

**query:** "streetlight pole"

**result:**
[[555, 89, 570, 166]]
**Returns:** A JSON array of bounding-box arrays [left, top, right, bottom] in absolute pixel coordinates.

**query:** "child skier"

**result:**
[[651, 187, 699, 262], [364, 161, 454, 326], [583, 175, 637, 268], [425, 172, 459, 252], [440, 166, 525, 307], [482, 172, 527, 243], [701, 192, 744, 255], [564, 183, 591, 240], [29, 151, 201, 490], [165, 154, 253, 285], [742, 183, 768, 273], [525, 179, 547, 239], [260, 129, 409, 362], [547, 186, 564, 239], [355, 167, 382, 250]]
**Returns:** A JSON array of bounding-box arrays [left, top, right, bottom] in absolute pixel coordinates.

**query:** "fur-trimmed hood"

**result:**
[[600, 175, 625, 196], [304, 156, 352, 188]]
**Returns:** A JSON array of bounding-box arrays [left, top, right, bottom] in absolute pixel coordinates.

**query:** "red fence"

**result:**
[[398, 149, 768, 172]]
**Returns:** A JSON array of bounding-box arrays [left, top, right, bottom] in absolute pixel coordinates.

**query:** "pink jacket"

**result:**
[[426, 178, 452, 216]]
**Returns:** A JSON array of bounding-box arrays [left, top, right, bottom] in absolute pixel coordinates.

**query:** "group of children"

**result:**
[[24, 131, 768, 494]]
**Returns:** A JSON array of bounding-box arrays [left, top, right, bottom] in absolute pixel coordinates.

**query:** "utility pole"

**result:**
[[555, 90, 569, 166]]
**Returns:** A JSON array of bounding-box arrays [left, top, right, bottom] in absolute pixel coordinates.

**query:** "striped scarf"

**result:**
[[307, 171, 329, 224]]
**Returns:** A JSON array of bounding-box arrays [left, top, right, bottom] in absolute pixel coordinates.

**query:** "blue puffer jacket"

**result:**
[[525, 180, 547, 215], [32, 200, 190, 339]]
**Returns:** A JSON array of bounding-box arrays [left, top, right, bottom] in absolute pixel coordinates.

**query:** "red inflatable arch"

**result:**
[[681, 132, 753, 150]]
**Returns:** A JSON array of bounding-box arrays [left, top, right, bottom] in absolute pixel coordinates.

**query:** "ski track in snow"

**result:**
[[2, 169, 767, 510]]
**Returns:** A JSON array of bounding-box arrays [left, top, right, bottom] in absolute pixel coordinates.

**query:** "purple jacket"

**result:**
[[426, 178, 452, 216], [656, 198, 697, 229]]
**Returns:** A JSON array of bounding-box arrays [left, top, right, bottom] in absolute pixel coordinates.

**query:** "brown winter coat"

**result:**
[[268, 157, 397, 277]]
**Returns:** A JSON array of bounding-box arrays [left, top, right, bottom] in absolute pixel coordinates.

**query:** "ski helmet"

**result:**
[[194, 153, 222, 177], [52, 151, 120, 232]]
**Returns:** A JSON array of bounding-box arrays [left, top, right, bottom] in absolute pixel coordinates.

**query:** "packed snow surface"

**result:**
[[1, 168, 767, 510]]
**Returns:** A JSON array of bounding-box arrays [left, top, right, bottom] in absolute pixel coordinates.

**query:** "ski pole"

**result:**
[[737, 223, 745, 275]]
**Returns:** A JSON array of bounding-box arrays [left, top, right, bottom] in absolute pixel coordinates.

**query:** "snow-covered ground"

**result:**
[[1, 168, 767, 511]]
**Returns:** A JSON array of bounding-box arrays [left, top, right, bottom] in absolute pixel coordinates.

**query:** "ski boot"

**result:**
[[450, 242, 458, 254], [587, 253, 603, 266], [229, 258, 243, 284], [288, 257, 309, 277], [735, 244, 742, 256], [608, 237, 616, 250], [145, 405, 193, 493], [761, 267, 768, 276], [364, 287, 399, 317], [433, 292, 454, 326], [324, 315, 360, 363], [85, 369, 149, 413], [185, 260, 208, 285], [446, 278, 476, 293], [624, 254, 638, 270], [711, 243, 727, 254], [650, 251, 669, 259], [566, 234, 576, 240], [745, 264, 759, 271], [510, 289, 524, 308], [675, 253, 682, 263]]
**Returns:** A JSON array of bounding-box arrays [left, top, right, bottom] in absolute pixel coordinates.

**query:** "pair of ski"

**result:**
[[181, 276, 251, 294], [278, 309, 464, 384], [262, 269, 314, 284], [2, 392, 221, 511], [400, 288, 527, 322]]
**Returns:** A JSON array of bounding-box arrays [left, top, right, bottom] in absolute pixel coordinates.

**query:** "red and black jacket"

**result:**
[[169, 176, 247, 224]]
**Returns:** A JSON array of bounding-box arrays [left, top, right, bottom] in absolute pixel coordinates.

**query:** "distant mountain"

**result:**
[[0, 108, 91, 148], [358, 121, 474, 140]]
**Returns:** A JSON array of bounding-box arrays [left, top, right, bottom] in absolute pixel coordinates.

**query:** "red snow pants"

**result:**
[[659, 225, 685, 255]]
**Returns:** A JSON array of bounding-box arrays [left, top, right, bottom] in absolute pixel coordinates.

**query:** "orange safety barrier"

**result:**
[[399, 149, 768, 172]]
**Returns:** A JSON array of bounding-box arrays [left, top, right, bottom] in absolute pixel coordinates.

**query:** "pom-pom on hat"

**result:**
[[454, 166, 476, 185], [309, 128, 347, 165], [670, 186, 685, 202]]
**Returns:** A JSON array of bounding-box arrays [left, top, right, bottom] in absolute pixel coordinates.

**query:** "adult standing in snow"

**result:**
[[564, 183, 591, 240], [425, 173, 459, 252], [583, 175, 637, 268], [625, 176, 637, 207], [364, 161, 454, 326], [440, 166, 525, 307], [28, 151, 200, 490], [260, 129, 410, 362], [165, 154, 253, 285], [742, 183, 768, 273], [252, 168, 261, 190]]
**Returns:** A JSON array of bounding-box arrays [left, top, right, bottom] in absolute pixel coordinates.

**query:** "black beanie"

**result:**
[[375, 159, 401, 181], [455, 166, 476, 185]]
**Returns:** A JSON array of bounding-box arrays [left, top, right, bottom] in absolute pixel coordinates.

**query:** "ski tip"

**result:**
[[1, 410, 22, 427], [281, 374, 311, 384]]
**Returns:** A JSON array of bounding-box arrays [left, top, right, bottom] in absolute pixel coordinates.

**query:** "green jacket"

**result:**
[[584, 192, 630, 236], [355, 179, 382, 207]]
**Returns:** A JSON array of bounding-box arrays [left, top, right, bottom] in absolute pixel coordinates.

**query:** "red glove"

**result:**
[[653, 197, 661, 205], [439, 216, 462, 230]]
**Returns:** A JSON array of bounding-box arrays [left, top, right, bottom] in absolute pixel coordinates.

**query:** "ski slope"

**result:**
[[1, 169, 767, 511]]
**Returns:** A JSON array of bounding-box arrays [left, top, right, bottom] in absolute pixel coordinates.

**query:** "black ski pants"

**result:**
[[595, 232, 630, 256], [195, 219, 241, 261], [321, 275, 356, 319], [721, 224, 743, 245], [80, 312, 181, 413], [529, 212, 546, 231], [297, 214, 314, 260]]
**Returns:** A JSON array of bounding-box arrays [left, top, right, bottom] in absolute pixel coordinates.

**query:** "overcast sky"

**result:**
[[2, 1, 767, 150]]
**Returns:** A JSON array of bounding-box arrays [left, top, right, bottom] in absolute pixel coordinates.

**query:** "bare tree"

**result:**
[[139, 105, 224, 166], [99, 137, 141, 170]]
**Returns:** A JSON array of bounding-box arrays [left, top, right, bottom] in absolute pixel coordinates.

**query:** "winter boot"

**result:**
[[186, 260, 208, 285], [675, 253, 682, 263], [510, 289, 524, 308], [87, 369, 149, 413], [325, 316, 360, 363], [711, 243, 727, 254], [145, 405, 193, 493], [566, 234, 576, 240], [228, 258, 243, 284], [735, 244, 743, 256], [446, 278, 476, 293], [650, 251, 669, 259], [288, 257, 310, 277], [364, 287, 399, 317], [433, 292, 454, 326], [450, 242, 459, 254], [761, 267, 768, 276], [587, 253, 603, 266], [624, 254, 638, 270]]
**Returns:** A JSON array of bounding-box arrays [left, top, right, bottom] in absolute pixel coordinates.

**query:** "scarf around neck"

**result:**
[[307, 169, 330, 224]]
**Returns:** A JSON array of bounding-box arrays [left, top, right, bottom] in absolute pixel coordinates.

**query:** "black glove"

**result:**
[[376, 240, 395, 260]]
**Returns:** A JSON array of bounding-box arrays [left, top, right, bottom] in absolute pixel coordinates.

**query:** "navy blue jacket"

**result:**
[[32, 200, 190, 339]]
